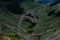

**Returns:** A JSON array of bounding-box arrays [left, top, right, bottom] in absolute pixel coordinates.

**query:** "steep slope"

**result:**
[[0, 1, 60, 40]]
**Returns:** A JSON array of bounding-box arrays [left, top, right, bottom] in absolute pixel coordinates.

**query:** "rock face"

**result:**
[[1, 36, 11, 40], [23, 10, 38, 27]]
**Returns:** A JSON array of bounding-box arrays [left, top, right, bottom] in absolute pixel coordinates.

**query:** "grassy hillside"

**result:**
[[21, 1, 60, 40], [0, 1, 60, 40]]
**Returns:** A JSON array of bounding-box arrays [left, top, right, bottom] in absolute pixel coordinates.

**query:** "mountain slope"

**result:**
[[0, 1, 60, 40]]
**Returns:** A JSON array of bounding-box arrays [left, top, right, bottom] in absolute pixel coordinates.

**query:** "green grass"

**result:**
[[0, 1, 60, 40], [21, 2, 60, 40]]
